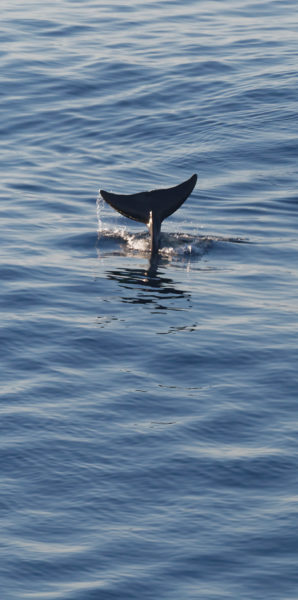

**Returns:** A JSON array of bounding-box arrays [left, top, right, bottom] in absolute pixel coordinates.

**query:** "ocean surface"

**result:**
[[1, 1, 298, 598]]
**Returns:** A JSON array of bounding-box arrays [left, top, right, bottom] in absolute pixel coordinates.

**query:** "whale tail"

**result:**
[[100, 173, 197, 255]]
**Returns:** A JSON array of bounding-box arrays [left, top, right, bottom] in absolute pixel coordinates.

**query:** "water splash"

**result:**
[[96, 196, 248, 260], [97, 226, 215, 260], [96, 190, 104, 232]]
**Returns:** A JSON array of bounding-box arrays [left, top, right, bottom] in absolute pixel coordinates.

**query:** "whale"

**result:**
[[100, 173, 197, 255]]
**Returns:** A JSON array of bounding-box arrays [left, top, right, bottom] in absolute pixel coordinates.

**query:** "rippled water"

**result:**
[[1, 1, 298, 599]]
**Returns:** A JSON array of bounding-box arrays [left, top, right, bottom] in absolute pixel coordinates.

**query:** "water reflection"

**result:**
[[105, 258, 191, 308]]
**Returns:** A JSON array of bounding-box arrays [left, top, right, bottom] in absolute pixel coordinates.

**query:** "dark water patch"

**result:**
[[105, 266, 191, 304]]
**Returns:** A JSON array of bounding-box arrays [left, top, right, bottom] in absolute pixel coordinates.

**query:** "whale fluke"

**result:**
[[100, 173, 197, 255]]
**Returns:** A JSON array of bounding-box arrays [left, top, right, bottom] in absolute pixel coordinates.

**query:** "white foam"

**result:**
[[97, 224, 214, 261], [126, 234, 149, 253]]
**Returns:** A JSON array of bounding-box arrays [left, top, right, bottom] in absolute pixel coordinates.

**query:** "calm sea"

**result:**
[[1, 1, 298, 599]]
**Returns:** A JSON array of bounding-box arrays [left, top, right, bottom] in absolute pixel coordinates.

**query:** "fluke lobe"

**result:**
[[100, 173, 197, 255]]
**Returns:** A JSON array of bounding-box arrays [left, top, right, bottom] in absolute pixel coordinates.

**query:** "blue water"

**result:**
[[1, 1, 298, 598]]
